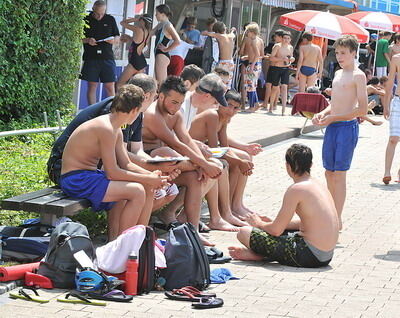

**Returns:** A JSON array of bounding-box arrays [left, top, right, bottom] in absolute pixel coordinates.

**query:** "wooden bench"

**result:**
[[1, 187, 91, 225]]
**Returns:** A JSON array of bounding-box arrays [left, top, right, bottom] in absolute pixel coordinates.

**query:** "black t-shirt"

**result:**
[[83, 12, 120, 60], [47, 97, 143, 184]]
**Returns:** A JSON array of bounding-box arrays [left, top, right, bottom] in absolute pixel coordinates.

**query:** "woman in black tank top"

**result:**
[[117, 14, 152, 89], [148, 4, 181, 84]]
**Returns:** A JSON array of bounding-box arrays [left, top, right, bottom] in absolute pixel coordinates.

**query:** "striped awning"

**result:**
[[260, 0, 298, 10]]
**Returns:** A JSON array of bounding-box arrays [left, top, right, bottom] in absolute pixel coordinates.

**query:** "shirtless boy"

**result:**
[[269, 31, 295, 116], [383, 53, 400, 184], [189, 90, 255, 230], [229, 144, 339, 268], [203, 22, 236, 88], [312, 35, 368, 229], [142, 76, 223, 245], [389, 33, 400, 60], [296, 32, 323, 92], [60, 85, 169, 241], [240, 23, 264, 111]]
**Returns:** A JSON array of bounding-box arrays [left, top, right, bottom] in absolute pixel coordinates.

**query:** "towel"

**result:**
[[210, 268, 239, 284]]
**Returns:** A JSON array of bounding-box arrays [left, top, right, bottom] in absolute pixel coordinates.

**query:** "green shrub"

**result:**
[[0, 0, 87, 125]]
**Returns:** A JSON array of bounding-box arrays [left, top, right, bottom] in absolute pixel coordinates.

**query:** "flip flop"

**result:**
[[192, 297, 224, 309], [383, 176, 391, 185], [173, 286, 216, 298], [84, 289, 133, 302], [199, 221, 211, 233], [9, 287, 49, 303], [205, 247, 232, 264], [57, 292, 106, 306], [165, 289, 202, 302]]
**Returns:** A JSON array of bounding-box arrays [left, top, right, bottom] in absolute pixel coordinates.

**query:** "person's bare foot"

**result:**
[[156, 209, 178, 226], [228, 246, 264, 261], [222, 213, 248, 227], [199, 233, 215, 246], [208, 218, 239, 232]]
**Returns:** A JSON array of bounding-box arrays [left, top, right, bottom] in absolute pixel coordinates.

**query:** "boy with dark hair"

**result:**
[[228, 144, 339, 268], [269, 31, 295, 115], [296, 31, 323, 92], [61, 85, 169, 241], [376, 31, 392, 77], [180, 64, 205, 91], [312, 35, 368, 229]]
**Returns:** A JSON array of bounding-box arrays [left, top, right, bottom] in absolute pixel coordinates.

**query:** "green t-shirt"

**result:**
[[376, 39, 389, 67]]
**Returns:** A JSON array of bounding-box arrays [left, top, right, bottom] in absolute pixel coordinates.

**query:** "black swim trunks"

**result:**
[[249, 228, 332, 268], [269, 66, 289, 86]]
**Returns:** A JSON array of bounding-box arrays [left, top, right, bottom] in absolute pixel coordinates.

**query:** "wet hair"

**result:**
[[213, 67, 229, 77], [275, 29, 285, 37], [302, 32, 313, 42], [334, 34, 359, 53], [213, 21, 226, 34], [369, 76, 380, 85], [379, 76, 388, 84], [394, 33, 400, 44], [159, 76, 187, 96], [186, 16, 197, 25], [206, 17, 217, 27], [110, 84, 144, 113], [156, 4, 172, 19], [225, 90, 241, 104], [306, 86, 320, 94], [285, 144, 313, 176], [139, 14, 153, 30], [128, 73, 157, 94], [246, 23, 260, 36], [93, 0, 106, 8], [181, 64, 205, 84]]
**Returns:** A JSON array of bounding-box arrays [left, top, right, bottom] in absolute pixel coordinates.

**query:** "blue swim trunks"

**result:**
[[60, 169, 114, 212], [322, 119, 359, 171]]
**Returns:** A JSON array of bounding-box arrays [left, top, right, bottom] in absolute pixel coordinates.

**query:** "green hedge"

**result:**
[[0, 0, 87, 125]]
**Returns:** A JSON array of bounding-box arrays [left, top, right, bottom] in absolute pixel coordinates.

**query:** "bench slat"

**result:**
[[22, 192, 68, 213], [45, 198, 91, 216], [1, 187, 59, 211]]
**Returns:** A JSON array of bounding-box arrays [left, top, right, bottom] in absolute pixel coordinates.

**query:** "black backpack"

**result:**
[[161, 223, 210, 291], [137, 226, 156, 294], [37, 222, 95, 289]]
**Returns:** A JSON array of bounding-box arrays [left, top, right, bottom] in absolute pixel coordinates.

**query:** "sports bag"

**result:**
[[161, 223, 210, 291], [37, 222, 95, 289], [1, 237, 50, 262]]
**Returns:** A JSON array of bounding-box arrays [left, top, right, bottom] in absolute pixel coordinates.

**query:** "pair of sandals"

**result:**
[[165, 286, 224, 309], [205, 246, 232, 264]]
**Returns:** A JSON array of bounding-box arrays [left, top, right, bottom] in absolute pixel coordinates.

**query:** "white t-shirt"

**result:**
[[170, 41, 194, 59], [180, 92, 197, 129]]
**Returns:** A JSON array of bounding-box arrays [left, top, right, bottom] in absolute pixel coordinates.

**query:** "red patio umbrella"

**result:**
[[279, 10, 370, 43], [345, 11, 400, 32]]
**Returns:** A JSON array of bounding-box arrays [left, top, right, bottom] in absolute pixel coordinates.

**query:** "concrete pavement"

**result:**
[[1, 113, 400, 317]]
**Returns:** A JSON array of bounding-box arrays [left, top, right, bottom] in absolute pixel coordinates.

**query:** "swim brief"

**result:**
[[60, 169, 114, 212], [249, 228, 332, 268], [300, 65, 317, 77], [322, 119, 359, 171]]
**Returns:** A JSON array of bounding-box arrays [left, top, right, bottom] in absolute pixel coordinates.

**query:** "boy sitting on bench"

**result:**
[[229, 144, 339, 268], [60, 85, 169, 241]]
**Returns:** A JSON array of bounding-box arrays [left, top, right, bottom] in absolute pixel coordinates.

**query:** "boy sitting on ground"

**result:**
[[229, 144, 339, 268], [61, 85, 169, 241]]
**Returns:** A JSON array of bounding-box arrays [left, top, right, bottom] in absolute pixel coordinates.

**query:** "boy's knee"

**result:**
[[237, 226, 252, 244], [128, 183, 146, 200], [389, 136, 399, 145]]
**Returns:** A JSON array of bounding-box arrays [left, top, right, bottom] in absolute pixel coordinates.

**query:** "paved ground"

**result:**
[[1, 114, 400, 317]]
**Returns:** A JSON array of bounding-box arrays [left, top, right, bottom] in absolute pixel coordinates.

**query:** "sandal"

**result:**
[[173, 286, 216, 298], [192, 297, 224, 309], [199, 221, 211, 233], [9, 287, 49, 303], [383, 176, 391, 185], [57, 292, 106, 306], [84, 289, 133, 303]]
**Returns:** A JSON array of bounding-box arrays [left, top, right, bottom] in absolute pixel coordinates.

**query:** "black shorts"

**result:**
[[80, 59, 116, 83], [269, 66, 289, 86], [249, 228, 331, 268]]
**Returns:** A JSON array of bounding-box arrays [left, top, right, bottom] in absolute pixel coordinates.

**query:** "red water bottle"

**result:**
[[125, 253, 138, 295]]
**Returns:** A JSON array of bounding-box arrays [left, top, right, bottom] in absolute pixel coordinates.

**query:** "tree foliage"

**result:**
[[0, 0, 87, 125]]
